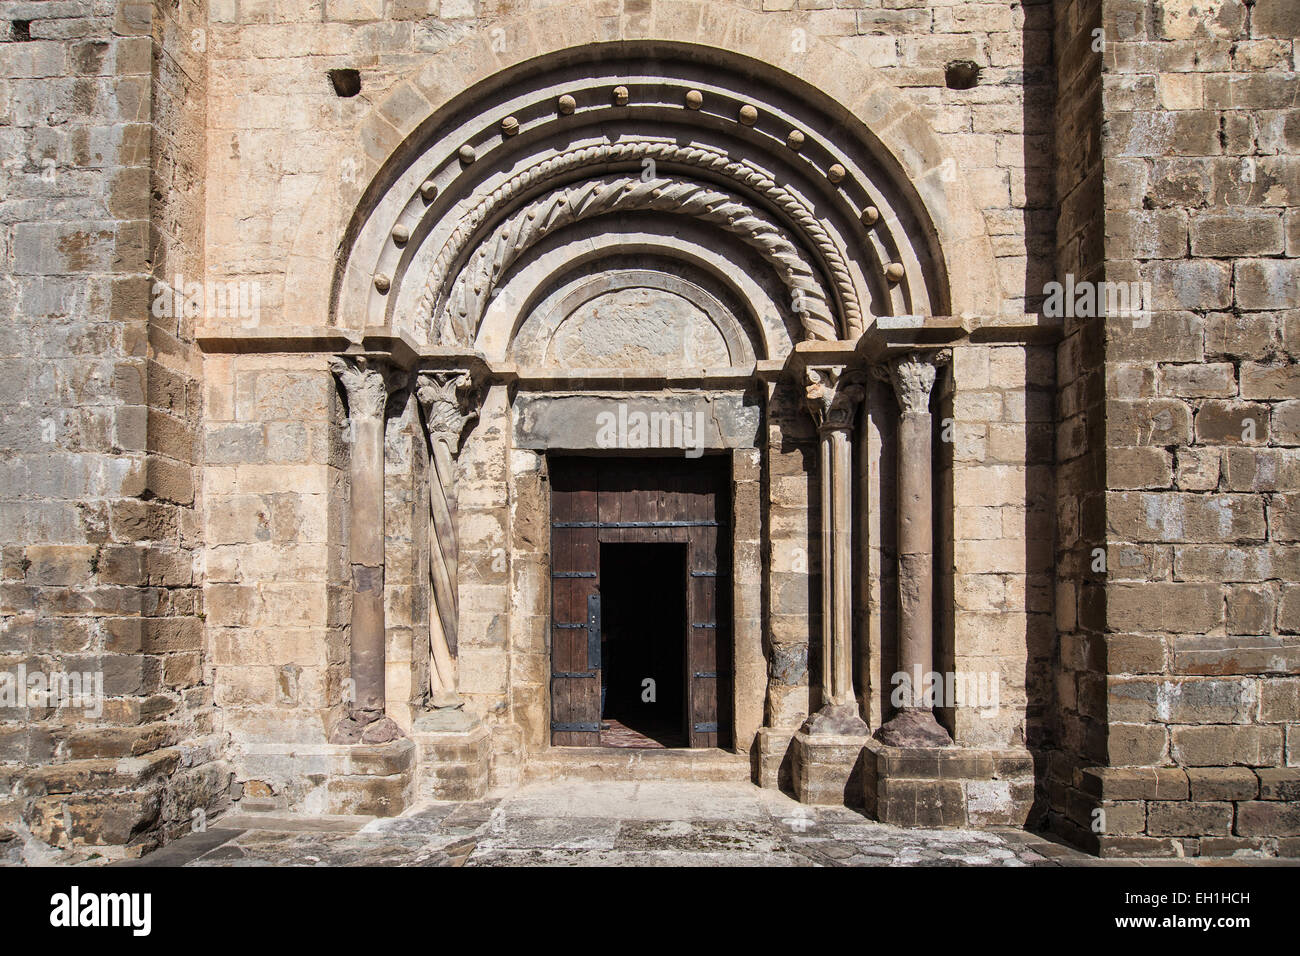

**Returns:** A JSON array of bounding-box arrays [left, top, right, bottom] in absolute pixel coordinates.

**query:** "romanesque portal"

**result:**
[[6, 0, 1298, 864], [215, 40, 1045, 828]]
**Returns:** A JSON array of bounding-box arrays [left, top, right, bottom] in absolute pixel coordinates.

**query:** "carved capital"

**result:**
[[330, 355, 401, 419], [876, 349, 950, 415], [416, 370, 482, 456], [804, 365, 864, 433]]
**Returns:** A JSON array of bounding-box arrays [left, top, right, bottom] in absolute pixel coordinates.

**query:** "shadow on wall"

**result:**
[[1019, 0, 1062, 831]]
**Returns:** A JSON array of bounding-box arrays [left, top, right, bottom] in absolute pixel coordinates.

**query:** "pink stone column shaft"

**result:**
[[330, 356, 403, 742], [876, 350, 952, 747]]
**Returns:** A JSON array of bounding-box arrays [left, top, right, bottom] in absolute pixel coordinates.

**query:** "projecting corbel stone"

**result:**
[[800, 365, 869, 736], [873, 349, 953, 748], [329, 355, 406, 745], [412, 369, 483, 733]]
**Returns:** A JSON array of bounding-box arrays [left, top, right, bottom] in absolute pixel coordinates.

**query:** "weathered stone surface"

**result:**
[[4, 0, 1299, 866]]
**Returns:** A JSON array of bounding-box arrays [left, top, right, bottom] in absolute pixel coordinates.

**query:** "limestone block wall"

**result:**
[[765, 377, 816, 731], [0, 0, 232, 861], [943, 343, 1057, 750], [202, 352, 348, 804], [1085, 0, 1300, 858], [456, 384, 520, 785]]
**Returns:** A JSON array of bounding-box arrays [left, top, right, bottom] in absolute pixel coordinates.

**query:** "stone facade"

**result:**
[[0, 0, 1295, 863]]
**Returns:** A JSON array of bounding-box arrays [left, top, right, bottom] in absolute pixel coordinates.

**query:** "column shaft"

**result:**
[[329, 355, 403, 743], [896, 406, 933, 704], [415, 370, 481, 716], [802, 366, 867, 736], [349, 409, 387, 714], [876, 350, 952, 748]]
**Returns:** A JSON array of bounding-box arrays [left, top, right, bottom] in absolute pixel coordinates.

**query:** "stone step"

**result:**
[[525, 747, 752, 784], [18, 749, 181, 796]]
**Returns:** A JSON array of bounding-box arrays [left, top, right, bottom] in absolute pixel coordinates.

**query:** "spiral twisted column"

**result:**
[[415, 370, 482, 713]]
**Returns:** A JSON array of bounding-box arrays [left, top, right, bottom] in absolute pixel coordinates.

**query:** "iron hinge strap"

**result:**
[[553, 722, 600, 733], [693, 722, 719, 733], [552, 671, 597, 679]]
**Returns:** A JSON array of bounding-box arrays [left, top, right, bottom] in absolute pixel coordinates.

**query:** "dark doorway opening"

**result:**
[[599, 542, 687, 748]]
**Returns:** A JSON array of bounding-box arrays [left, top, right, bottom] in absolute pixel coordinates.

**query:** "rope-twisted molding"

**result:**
[[433, 174, 839, 345], [415, 141, 866, 342]]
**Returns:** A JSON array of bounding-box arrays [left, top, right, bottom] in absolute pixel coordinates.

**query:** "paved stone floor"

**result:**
[[107, 780, 1290, 868]]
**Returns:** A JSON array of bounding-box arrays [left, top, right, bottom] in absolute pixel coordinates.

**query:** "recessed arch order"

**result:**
[[325, 31, 999, 352]]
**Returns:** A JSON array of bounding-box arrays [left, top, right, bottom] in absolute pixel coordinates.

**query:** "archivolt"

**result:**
[[434, 173, 839, 345], [421, 141, 862, 343]]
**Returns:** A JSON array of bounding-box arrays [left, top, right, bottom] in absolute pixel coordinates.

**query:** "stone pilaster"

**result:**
[[330, 355, 405, 744], [875, 350, 952, 748], [412, 369, 482, 731], [800, 365, 868, 736]]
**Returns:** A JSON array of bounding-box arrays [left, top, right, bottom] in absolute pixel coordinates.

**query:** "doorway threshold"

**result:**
[[526, 746, 751, 784]]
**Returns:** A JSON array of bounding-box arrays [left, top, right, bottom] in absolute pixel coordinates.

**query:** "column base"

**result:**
[[874, 707, 952, 748], [800, 702, 869, 736], [328, 710, 405, 744], [413, 722, 490, 801], [791, 730, 869, 806], [862, 739, 1035, 828]]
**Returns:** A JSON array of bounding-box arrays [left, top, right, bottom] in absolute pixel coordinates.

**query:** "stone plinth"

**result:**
[[792, 731, 869, 806], [756, 728, 798, 792], [413, 723, 491, 801], [862, 740, 1035, 828], [324, 739, 417, 817], [231, 740, 417, 818]]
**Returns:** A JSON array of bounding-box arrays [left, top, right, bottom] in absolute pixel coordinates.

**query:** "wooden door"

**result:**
[[549, 457, 731, 749], [549, 460, 601, 746]]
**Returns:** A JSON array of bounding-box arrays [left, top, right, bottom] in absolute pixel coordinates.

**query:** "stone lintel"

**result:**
[[513, 390, 762, 451]]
